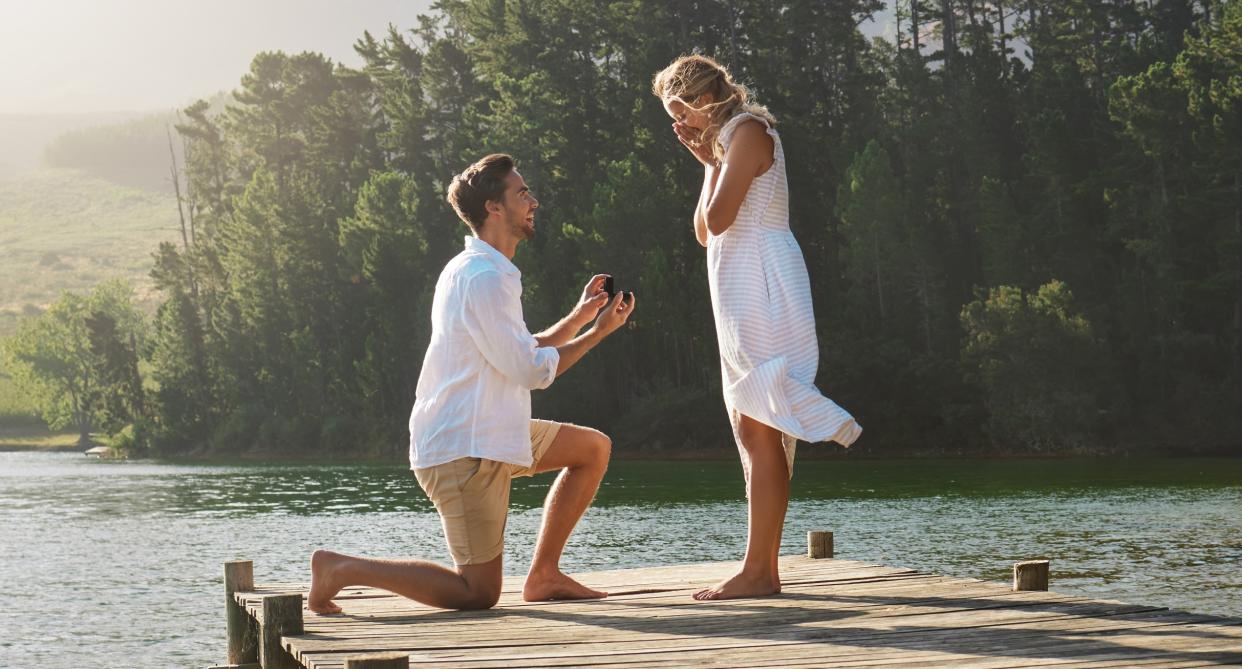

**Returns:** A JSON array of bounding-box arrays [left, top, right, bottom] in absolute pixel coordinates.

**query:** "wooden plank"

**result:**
[[262, 558, 919, 608], [224, 561, 259, 665], [293, 584, 1088, 637], [288, 589, 1122, 648], [229, 555, 1242, 669], [238, 558, 920, 616], [298, 623, 1242, 669], [260, 593, 304, 669], [287, 570, 962, 618], [295, 610, 1242, 665], [299, 630, 1242, 669], [290, 603, 1189, 667], [290, 604, 1182, 662]]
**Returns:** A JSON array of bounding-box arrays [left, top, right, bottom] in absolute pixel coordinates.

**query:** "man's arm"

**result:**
[[552, 292, 635, 377], [534, 274, 609, 348], [534, 310, 593, 348], [461, 271, 562, 390]]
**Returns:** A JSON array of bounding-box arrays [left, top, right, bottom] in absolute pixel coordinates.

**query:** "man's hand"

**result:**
[[536, 275, 612, 349], [571, 274, 611, 326], [552, 291, 636, 378], [591, 292, 636, 337]]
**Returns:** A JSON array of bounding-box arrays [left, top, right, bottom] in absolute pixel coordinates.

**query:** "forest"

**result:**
[[4, 0, 1239, 458]]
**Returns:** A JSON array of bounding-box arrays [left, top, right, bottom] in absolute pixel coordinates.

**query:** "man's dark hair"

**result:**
[[446, 153, 515, 232]]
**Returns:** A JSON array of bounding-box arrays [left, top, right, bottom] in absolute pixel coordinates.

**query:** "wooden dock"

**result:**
[[214, 534, 1242, 669]]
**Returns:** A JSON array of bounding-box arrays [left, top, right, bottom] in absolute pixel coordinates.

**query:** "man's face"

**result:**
[[495, 169, 539, 240]]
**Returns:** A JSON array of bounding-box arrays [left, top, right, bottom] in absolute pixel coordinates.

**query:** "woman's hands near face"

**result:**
[[673, 122, 717, 167]]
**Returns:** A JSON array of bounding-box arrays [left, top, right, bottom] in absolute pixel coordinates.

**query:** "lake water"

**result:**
[[1, 451, 1240, 668]]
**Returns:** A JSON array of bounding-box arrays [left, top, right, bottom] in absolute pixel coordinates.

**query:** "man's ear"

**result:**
[[484, 198, 503, 217]]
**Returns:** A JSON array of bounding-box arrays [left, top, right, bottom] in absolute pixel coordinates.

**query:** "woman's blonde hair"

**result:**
[[651, 54, 776, 161]]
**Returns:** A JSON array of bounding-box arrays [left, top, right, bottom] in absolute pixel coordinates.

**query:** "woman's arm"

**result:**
[[672, 121, 719, 248], [703, 121, 774, 236], [693, 165, 718, 247]]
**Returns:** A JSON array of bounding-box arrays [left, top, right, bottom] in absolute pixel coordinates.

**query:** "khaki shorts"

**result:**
[[413, 419, 563, 566]]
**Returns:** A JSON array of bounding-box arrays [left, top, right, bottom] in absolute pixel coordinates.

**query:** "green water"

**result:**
[[1, 452, 1240, 668]]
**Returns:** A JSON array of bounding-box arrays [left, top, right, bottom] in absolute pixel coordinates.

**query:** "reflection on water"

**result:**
[[1, 452, 1239, 668]]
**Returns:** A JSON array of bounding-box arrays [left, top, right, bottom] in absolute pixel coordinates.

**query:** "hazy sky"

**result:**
[[0, 0, 436, 114], [1, 0, 895, 115]]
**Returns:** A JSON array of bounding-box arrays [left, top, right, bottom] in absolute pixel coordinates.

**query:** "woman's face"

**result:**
[[662, 93, 713, 131]]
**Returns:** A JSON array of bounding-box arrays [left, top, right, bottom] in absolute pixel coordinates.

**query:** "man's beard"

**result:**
[[513, 216, 536, 240]]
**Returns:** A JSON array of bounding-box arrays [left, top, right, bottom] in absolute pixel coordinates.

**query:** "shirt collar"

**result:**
[[464, 236, 520, 276]]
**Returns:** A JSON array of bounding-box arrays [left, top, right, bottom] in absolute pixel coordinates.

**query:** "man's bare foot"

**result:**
[[307, 549, 345, 614], [522, 569, 607, 602], [693, 570, 778, 601]]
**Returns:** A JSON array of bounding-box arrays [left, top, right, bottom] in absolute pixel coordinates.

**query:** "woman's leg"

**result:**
[[739, 433, 785, 593], [693, 414, 789, 600]]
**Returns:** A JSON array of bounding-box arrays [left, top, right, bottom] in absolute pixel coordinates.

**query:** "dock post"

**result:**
[[259, 593, 304, 669], [807, 531, 834, 559], [225, 560, 258, 665], [344, 652, 410, 668], [1013, 560, 1050, 591]]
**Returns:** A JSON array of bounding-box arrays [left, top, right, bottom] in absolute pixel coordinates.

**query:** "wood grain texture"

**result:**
[[227, 556, 1242, 668]]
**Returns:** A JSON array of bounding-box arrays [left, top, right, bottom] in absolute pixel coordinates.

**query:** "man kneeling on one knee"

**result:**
[[309, 153, 635, 612]]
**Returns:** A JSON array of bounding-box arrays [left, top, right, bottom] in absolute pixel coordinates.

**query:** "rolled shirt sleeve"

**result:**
[[460, 270, 560, 390]]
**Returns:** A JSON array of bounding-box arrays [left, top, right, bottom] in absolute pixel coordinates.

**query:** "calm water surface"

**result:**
[[1, 452, 1240, 668]]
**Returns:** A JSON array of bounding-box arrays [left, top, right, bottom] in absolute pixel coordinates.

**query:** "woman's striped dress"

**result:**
[[707, 112, 862, 473]]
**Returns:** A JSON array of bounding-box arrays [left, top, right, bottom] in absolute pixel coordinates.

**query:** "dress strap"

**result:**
[[717, 111, 775, 152]]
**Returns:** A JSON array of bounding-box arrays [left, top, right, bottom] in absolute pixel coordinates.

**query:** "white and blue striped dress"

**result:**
[[707, 112, 862, 473]]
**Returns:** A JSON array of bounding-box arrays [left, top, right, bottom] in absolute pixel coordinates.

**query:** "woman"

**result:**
[[652, 55, 862, 600]]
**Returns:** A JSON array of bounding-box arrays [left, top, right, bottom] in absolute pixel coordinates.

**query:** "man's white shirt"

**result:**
[[408, 236, 560, 470]]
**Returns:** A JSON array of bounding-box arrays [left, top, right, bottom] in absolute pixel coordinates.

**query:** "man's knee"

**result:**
[[589, 430, 612, 468], [457, 560, 503, 610], [459, 586, 501, 610]]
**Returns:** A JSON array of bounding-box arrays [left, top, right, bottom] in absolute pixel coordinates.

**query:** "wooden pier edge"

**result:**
[[259, 593, 303, 669], [218, 560, 303, 669], [224, 560, 258, 665], [1014, 558, 1051, 591], [343, 652, 411, 668], [214, 534, 1242, 669], [807, 530, 834, 558]]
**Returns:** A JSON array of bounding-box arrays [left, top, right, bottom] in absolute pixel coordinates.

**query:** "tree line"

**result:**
[[41, 94, 233, 192], [5, 0, 1239, 457]]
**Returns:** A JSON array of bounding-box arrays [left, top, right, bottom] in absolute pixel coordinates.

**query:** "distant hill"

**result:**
[[1, 94, 230, 192], [40, 102, 239, 192], [43, 112, 183, 192], [0, 169, 180, 336], [0, 112, 147, 172]]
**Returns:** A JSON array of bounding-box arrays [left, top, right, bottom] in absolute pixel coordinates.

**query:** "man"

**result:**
[[308, 154, 634, 612]]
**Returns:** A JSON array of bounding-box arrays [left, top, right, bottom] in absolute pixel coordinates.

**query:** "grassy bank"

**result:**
[[0, 168, 178, 336], [0, 426, 81, 452], [0, 376, 82, 451]]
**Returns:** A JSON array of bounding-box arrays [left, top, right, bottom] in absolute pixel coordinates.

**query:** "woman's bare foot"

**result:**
[[522, 569, 607, 602], [693, 569, 778, 601], [307, 550, 345, 614]]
